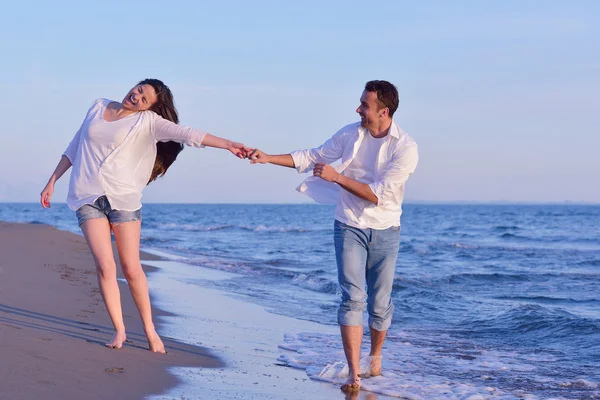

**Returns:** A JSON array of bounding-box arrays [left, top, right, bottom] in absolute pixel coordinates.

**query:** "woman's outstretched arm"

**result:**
[[200, 133, 251, 158], [154, 118, 251, 158]]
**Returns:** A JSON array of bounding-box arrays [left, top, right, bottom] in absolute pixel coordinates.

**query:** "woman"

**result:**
[[40, 79, 250, 353]]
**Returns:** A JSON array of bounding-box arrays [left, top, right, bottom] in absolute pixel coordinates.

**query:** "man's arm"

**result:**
[[249, 151, 378, 203], [313, 163, 378, 204], [367, 146, 419, 206], [249, 126, 349, 172], [248, 150, 296, 168]]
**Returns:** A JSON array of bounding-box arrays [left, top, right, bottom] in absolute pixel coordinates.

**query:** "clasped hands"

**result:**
[[230, 142, 339, 183]]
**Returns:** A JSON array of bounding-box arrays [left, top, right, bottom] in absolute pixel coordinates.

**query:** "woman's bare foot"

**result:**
[[106, 330, 126, 349], [146, 329, 166, 353], [341, 374, 361, 393]]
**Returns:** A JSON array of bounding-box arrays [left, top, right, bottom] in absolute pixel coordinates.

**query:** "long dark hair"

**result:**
[[139, 78, 184, 184]]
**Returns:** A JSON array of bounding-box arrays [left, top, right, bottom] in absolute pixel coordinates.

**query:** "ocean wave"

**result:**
[[493, 225, 521, 231], [559, 379, 599, 390], [392, 275, 443, 292], [452, 242, 479, 249], [392, 272, 536, 290], [494, 295, 600, 305], [151, 222, 234, 231], [499, 232, 532, 240], [168, 253, 339, 295], [577, 259, 600, 267], [447, 272, 530, 284], [291, 273, 338, 294], [462, 304, 600, 339], [240, 225, 310, 233], [393, 289, 471, 317], [141, 236, 182, 244], [148, 222, 313, 233], [146, 221, 316, 234]]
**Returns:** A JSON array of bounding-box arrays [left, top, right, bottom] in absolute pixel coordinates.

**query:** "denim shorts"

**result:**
[[75, 196, 142, 227]]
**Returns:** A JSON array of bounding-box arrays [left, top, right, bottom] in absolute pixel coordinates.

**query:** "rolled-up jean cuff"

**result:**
[[368, 317, 392, 331], [338, 310, 364, 326]]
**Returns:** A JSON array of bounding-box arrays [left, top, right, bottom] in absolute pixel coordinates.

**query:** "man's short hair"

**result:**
[[365, 80, 399, 117]]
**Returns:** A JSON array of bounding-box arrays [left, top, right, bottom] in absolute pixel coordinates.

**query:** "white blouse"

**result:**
[[63, 98, 206, 211]]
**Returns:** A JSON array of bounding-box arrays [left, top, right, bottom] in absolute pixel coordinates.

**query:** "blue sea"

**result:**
[[2, 203, 599, 399]]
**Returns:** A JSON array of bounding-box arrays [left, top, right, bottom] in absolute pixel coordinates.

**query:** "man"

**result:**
[[249, 80, 418, 392]]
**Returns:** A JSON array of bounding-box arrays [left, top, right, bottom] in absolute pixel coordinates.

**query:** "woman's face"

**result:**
[[122, 84, 158, 111]]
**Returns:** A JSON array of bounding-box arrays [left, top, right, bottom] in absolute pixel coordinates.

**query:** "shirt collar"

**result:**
[[389, 120, 402, 139], [359, 120, 402, 139]]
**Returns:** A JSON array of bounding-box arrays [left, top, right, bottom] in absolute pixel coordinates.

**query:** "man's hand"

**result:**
[[248, 149, 271, 164], [313, 162, 339, 182], [229, 141, 252, 159]]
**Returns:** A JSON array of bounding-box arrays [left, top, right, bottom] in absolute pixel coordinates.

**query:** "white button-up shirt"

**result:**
[[290, 121, 418, 229], [63, 98, 206, 211]]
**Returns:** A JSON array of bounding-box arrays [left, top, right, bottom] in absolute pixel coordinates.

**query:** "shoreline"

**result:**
[[139, 256, 357, 400]]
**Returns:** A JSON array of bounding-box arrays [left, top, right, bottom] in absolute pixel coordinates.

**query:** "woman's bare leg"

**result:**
[[81, 218, 126, 348], [111, 221, 165, 353]]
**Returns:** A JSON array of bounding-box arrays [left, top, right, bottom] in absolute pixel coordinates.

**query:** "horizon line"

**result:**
[[1, 200, 599, 206]]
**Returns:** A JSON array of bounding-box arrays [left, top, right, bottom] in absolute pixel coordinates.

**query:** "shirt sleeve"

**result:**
[[62, 126, 83, 163], [290, 127, 347, 174], [62, 98, 103, 163], [154, 116, 206, 148], [368, 144, 419, 207]]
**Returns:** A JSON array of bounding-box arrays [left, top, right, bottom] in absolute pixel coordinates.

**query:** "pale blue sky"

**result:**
[[1, 1, 598, 203]]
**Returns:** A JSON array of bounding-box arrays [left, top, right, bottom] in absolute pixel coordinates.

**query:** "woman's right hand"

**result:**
[[40, 182, 54, 209]]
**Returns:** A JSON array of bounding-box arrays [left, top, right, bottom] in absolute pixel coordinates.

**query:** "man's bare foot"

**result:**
[[106, 330, 126, 349], [358, 355, 382, 378], [341, 375, 361, 393], [146, 329, 166, 353]]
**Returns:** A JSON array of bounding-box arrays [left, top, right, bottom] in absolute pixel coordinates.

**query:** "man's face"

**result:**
[[356, 90, 386, 128]]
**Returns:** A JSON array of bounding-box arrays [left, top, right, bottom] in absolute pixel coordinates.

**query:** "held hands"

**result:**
[[228, 141, 253, 159], [247, 149, 270, 164]]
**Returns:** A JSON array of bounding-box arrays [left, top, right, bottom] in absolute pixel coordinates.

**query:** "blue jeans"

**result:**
[[334, 220, 400, 331], [75, 196, 142, 227]]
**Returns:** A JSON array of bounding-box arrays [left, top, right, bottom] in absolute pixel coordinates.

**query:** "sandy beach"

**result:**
[[0, 221, 383, 400], [0, 221, 224, 399]]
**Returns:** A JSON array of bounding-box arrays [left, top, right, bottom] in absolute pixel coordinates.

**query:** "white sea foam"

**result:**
[[277, 331, 559, 399]]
